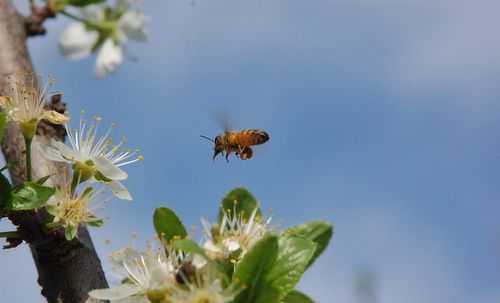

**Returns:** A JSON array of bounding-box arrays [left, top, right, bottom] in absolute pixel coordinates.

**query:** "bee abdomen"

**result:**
[[241, 129, 269, 146]]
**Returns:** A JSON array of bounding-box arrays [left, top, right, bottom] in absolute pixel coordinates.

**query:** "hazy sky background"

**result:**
[[1, 0, 500, 302]]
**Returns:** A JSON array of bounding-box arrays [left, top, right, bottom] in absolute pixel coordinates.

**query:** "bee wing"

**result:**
[[214, 110, 232, 132]]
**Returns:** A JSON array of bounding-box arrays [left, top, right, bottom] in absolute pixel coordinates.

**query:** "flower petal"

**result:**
[[94, 39, 123, 78], [82, 4, 105, 21], [89, 284, 142, 300], [59, 23, 98, 60], [39, 144, 69, 163], [93, 156, 128, 180], [118, 10, 148, 41], [51, 139, 81, 161], [108, 181, 132, 200], [222, 238, 241, 252]]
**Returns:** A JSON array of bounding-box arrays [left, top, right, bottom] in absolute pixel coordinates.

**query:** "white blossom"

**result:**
[[58, 1, 148, 78], [89, 246, 174, 302], [167, 265, 239, 303], [201, 206, 274, 259], [46, 177, 109, 240], [39, 112, 142, 200], [94, 39, 123, 78], [58, 23, 99, 60], [0, 73, 68, 131]]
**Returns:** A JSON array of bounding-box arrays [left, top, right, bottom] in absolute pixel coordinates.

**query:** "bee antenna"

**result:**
[[200, 135, 214, 143]]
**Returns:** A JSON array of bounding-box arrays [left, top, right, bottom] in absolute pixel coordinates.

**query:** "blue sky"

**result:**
[[1, 0, 500, 302]]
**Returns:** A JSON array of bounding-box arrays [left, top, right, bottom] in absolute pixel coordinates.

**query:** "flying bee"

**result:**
[[200, 129, 269, 162]]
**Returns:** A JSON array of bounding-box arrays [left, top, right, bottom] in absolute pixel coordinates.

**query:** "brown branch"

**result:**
[[0, 0, 108, 302], [24, 4, 56, 37]]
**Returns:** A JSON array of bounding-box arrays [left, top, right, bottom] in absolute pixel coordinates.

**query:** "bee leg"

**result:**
[[225, 152, 230, 162], [236, 145, 245, 159]]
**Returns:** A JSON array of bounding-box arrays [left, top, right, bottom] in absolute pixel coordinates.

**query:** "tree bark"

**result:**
[[0, 0, 109, 302]]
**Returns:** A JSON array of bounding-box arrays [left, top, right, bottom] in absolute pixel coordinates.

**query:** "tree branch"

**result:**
[[0, 0, 108, 302]]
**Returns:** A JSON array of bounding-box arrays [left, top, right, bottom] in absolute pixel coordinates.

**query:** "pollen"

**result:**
[[138, 156, 144, 161]]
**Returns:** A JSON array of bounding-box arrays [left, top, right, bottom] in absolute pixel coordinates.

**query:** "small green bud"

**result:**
[[146, 288, 170, 303], [72, 161, 96, 184], [19, 119, 38, 140]]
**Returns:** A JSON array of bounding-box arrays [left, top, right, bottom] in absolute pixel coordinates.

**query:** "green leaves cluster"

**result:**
[[0, 170, 55, 215], [152, 188, 333, 303], [0, 114, 55, 215]]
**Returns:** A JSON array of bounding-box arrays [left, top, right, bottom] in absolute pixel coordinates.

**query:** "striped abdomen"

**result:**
[[228, 129, 269, 147]]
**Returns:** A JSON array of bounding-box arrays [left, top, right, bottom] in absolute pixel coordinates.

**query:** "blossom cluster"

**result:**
[[0, 73, 332, 302], [86, 188, 332, 303], [0, 73, 142, 240], [57, 0, 148, 78]]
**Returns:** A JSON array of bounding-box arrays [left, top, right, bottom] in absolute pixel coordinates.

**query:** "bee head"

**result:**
[[212, 135, 222, 161]]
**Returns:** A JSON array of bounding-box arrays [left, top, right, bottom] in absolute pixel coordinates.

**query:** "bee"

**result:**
[[201, 129, 269, 162]]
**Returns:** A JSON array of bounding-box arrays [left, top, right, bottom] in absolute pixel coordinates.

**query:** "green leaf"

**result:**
[[85, 216, 104, 227], [0, 173, 12, 212], [282, 290, 315, 303], [64, 0, 106, 7], [65, 222, 78, 240], [267, 236, 317, 300], [36, 175, 51, 185], [45, 204, 59, 217], [7, 182, 55, 210], [233, 235, 280, 303], [153, 207, 187, 242], [218, 188, 262, 225], [0, 111, 7, 142], [284, 221, 333, 268], [171, 239, 211, 263]]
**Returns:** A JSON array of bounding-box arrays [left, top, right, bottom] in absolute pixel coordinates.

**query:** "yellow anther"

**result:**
[[138, 156, 144, 161]]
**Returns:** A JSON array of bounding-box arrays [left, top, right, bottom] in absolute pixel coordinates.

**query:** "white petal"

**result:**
[[94, 39, 123, 78], [51, 139, 81, 161], [59, 23, 98, 60], [89, 284, 141, 300], [82, 4, 105, 21], [38, 144, 69, 163], [192, 255, 207, 268], [108, 181, 132, 200], [93, 156, 128, 180], [222, 238, 241, 252], [118, 10, 148, 41]]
